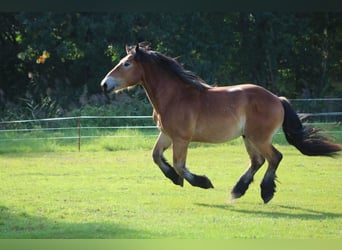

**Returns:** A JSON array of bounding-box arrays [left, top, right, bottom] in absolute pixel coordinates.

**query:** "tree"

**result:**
[[0, 12, 341, 120]]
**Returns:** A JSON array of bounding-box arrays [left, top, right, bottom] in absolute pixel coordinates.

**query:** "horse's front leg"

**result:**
[[152, 132, 184, 186], [172, 138, 214, 189]]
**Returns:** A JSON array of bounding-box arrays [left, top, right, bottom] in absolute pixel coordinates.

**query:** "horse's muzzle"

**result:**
[[101, 76, 121, 93]]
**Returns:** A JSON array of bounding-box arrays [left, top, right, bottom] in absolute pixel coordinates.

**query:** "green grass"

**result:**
[[0, 128, 159, 153], [0, 140, 341, 238]]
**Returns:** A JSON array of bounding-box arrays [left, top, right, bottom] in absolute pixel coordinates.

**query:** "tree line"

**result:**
[[0, 12, 341, 120]]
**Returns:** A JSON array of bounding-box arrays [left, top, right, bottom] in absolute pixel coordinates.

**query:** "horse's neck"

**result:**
[[141, 64, 182, 114]]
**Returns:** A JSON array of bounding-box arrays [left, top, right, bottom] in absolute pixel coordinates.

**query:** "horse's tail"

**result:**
[[279, 97, 342, 157]]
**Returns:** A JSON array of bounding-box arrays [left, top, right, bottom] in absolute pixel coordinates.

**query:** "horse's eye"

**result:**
[[123, 62, 131, 67]]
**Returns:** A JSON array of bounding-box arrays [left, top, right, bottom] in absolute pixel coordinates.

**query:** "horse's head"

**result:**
[[101, 42, 150, 93]]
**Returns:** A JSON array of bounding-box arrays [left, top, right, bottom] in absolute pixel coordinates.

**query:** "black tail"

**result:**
[[280, 98, 342, 157]]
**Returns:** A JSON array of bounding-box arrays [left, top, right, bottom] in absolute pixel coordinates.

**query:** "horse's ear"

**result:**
[[134, 43, 143, 61], [125, 45, 130, 54], [135, 43, 140, 53], [139, 41, 151, 50]]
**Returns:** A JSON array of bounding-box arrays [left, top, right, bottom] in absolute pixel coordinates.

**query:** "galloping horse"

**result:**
[[101, 42, 342, 203]]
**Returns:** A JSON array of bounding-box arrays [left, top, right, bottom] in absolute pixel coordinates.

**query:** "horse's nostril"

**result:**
[[102, 83, 108, 93]]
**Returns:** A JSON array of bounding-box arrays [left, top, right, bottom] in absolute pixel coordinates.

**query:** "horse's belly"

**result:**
[[192, 133, 241, 143], [192, 118, 244, 143]]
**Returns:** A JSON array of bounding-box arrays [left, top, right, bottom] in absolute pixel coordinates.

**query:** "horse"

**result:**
[[100, 42, 342, 203]]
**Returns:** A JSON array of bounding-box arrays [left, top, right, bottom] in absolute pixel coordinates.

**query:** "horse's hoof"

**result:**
[[260, 181, 276, 204], [172, 176, 184, 187], [203, 177, 214, 189], [230, 191, 243, 200], [191, 174, 214, 189], [231, 180, 249, 199], [261, 191, 274, 204], [164, 168, 184, 187]]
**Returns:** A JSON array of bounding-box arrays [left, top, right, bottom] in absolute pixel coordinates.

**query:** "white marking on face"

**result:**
[[100, 76, 121, 92]]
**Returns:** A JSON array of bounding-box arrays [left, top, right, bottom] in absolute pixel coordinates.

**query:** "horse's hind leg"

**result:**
[[152, 132, 183, 186], [231, 137, 265, 199], [259, 145, 283, 203]]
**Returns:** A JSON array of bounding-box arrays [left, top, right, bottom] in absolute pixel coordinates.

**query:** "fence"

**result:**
[[0, 116, 158, 152], [0, 99, 341, 151]]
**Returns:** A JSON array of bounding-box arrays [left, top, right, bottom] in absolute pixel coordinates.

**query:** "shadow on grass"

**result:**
[[194, 202, 342, 220], [0, 206, 152, 239]]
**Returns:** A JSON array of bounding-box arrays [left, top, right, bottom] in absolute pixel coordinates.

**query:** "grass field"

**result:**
[[1, 131, 341, 239]]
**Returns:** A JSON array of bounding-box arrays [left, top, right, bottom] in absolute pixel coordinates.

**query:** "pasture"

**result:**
[[0, 133, 341, 239]]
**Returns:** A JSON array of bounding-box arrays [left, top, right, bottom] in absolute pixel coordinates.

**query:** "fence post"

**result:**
[[78, 116, 81, 152]]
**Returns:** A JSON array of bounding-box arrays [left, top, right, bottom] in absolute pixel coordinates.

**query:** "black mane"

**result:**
[[130, 44, 211, 91]]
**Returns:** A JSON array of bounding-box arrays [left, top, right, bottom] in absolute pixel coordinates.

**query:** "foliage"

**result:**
[[0, 12, 341, 120]]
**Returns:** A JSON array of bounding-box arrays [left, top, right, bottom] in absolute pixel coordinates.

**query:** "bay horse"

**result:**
[[101, 42, 342, 203]]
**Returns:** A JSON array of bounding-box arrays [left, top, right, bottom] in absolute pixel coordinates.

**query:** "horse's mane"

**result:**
[[129, 43, 211, 91]]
